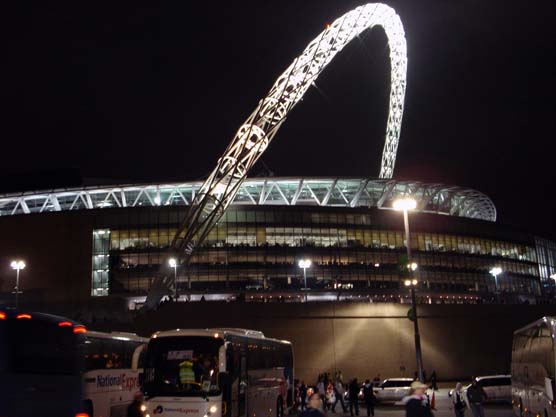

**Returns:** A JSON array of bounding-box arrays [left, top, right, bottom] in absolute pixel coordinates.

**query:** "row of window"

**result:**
[[107, 268, 540, 295], [109, 250, 538, 277], [84, 336, 144, 371], [102, 227, 536, 263]]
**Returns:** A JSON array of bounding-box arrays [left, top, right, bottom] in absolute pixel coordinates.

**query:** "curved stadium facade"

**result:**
[[0, 177, 555, 307]]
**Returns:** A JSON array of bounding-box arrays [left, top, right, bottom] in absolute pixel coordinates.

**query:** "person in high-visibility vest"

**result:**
[[179, 360, 196, 386]]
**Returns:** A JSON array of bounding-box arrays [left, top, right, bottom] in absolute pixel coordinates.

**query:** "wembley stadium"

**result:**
[[1, 176, 555, 310], [1, 4, 555, 311]]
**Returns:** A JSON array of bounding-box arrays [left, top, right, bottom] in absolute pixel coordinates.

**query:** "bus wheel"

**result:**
[[276, 397, 284, 417]]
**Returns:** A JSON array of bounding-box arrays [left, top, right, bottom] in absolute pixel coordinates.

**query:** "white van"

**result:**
[[374, 378, 414, 403], [450, 375, 512, 403]]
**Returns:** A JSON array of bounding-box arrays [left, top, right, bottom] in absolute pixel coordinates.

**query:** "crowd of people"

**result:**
[[294, 371, 489, 417], [296, 374, 434, 417], [295, 372, 380, 417], [293, 372, 407, 416]]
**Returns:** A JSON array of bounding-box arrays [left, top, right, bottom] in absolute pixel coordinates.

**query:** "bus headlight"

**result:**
[[210, 405, 218, 413]]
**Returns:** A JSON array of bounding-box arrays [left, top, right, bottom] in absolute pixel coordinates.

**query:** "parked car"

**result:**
[[449, 375, 512, 403], [373, 378, 414, 403]]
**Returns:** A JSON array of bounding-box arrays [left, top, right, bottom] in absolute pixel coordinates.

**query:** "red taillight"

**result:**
[[75, 413, 89, 417], [0, 312, 5, 320], [16, 314, 32, 319], [58, 321, 73, 327], [73, 326, 87, 334]]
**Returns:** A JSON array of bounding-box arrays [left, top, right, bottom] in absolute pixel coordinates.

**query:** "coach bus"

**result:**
[[0, 308, 147, 417], [82, 330, 148, 417], [512, 317, 556, 417], [132, 328, 294, 417]]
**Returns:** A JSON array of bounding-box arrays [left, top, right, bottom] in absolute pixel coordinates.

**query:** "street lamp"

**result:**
[[298, 259, 312, 301], [393, 197, 424, 383], [168, 258, 178, 300], [490, 267, 502, 296], [10, 260, 26, 309]]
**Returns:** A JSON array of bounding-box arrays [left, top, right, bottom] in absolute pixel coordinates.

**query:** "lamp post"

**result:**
[[10, 260, 26, 309], [393, 197, 424, 383], [489, 267, 502, 302], [298, 259, 312, 302], [168, 258, 178, 301]]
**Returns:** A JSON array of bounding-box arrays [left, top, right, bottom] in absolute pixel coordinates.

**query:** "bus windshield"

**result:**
[[143, 336, 223, 397]]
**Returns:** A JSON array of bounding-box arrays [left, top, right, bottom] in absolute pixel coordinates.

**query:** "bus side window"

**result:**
[[85, 337, 105, 371], [104, 339, 124, 369]]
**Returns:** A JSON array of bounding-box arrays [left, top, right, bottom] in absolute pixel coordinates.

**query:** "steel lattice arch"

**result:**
[[0, 178, 497, 222], [170, 3, 407, 260]]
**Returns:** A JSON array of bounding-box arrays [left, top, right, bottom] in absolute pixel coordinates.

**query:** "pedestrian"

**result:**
[[326, 382, 336, 411], [300, 381, 308, 411], [349, 378, 360, 416], [332, 378, 347, 413], [451, 383, 467, 417], [363, 379, 376, 417], [127, 392, 144, 417], [466, 378, 487, 417], [430, 371, 438, 391], [317, 378, 327, 410], [403, 381, 433, 417], [294, 380, 301, 411], [299, 393, 325, 417]]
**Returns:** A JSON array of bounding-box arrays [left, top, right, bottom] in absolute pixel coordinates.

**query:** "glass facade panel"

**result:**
[[87, 206, 553, 300], [91, 229, 110, 296]]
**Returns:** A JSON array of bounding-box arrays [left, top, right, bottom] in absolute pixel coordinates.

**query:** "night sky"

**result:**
[[2, 1, 555, 239]]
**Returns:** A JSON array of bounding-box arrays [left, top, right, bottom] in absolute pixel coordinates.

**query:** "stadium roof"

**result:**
[[0, 177, 497, 222]]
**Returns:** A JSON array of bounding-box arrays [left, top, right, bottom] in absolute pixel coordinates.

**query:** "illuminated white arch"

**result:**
[[144, 3, 408, 309]]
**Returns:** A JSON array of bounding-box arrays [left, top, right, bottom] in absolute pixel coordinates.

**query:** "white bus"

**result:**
[[0, 308, 147, 417], [83, 330, 148, 417], [133, 328, 294, 417], [512, 317, 556, 417]]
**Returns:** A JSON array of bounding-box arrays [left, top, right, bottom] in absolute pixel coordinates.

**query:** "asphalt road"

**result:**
[[327, 389, 513, 417]]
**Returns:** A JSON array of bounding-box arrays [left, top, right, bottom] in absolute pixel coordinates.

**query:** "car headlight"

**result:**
[[210, 405, 218, 413], [141, 405, 147, 412]]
